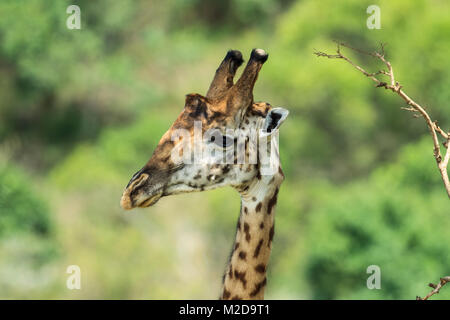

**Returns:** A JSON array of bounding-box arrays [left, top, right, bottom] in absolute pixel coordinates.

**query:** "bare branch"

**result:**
[[314, 42, 450, 198], [416, 276, 450, 300]]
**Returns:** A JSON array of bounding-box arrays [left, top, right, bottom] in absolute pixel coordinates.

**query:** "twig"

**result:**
[[416, 276, 450, 300], [314, 41, 450, 198], [315, 42, 450, 301]]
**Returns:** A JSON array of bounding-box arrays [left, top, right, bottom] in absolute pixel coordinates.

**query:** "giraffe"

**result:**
[[120, 49, 289, 300]]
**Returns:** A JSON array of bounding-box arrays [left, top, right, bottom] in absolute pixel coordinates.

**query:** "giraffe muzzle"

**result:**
[[120, 173, 163, 210]]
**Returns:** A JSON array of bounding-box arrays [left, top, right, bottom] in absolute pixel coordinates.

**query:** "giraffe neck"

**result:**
[[221, 169, 284, 300]]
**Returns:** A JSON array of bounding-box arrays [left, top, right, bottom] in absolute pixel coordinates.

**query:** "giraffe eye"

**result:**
[[211, 134, 233, 148], [221, 135, 234, 148]]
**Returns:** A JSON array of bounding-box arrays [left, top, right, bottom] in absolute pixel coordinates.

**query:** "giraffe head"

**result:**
[[120, 49, 288, 210]]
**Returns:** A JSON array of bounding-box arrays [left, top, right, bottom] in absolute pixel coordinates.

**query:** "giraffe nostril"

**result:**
[[121, 173, 150, 210], [129, 174, 150, 198], [126, 168, 145, 188], [132, 173, 149, 189]]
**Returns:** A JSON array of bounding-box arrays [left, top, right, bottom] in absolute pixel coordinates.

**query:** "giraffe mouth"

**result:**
[[137, 192, 162, 208]]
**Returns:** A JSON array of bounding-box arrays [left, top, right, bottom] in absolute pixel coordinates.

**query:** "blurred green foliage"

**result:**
[[0, 163, 51, 237], [303, 138, 450, 299], [0, 162, 59, 297], [0, 0, 449, 299]]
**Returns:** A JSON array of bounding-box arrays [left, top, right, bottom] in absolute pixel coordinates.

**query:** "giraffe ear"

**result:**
[[185, 93, 209, 118], [263, 108, 289, 133], [185, 93, 203, 108]]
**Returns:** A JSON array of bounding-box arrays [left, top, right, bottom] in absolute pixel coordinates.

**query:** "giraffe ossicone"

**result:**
[[120, 49, 289, 300]]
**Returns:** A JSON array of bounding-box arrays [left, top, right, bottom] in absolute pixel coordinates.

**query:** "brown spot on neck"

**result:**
[[268, 224, 275, 247], [234, 269, 247, 289], [278, 166, 285, 178], [253, 239, 264, 258], [243, 222, 251, 242], [222, 288, 231, 299], [249, 277, 267, 297], [267, 188, 279, 215], [255, 264, 266, 273], [238, 251, 247, 260]]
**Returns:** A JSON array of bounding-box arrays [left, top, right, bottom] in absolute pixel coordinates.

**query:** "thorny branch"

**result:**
[[314, 41, 450, 300], [416, 276, 450, 300], [314, 41, 450, 198]]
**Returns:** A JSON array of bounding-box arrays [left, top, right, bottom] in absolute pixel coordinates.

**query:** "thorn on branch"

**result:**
[[401, 106, 421, 119], [379, 43, 386, 57], [401, 106, 415, 112], [394, 82, 403, 92], [417, 276, 450, 300]]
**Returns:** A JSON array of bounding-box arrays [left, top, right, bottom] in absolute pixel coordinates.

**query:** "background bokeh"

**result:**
[[0, 0, 449, 299]]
